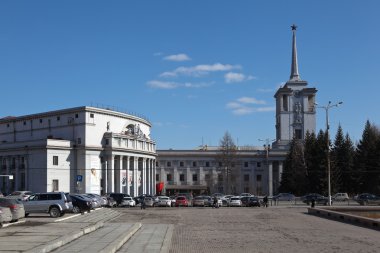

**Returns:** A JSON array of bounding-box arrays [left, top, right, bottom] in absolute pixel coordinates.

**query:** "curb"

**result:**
[[24, 221, 104, 253], [99, 222, 142, 253], [160, 224, 174, 253]]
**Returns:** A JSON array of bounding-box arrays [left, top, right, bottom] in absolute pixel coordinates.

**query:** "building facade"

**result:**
[[157, 25, 317, 196], [0, 106, 157, 196]]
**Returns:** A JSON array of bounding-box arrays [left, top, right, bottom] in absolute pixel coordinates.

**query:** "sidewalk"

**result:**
[[0, 208, 121, 252]]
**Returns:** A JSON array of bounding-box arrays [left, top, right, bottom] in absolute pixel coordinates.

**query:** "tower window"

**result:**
[[295, 129, 302, 139], [282, 95, 288, 111]]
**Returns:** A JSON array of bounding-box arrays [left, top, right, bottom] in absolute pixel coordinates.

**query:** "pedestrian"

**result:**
[[311, 199, 315, 208], [263, 195, 268, 208], [141, 197, 146, 210], [213, 196, 218, 208]]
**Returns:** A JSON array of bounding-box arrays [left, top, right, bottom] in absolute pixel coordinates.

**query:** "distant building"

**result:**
[[157, 25, 317, 196], [0, 106, 157, 196]]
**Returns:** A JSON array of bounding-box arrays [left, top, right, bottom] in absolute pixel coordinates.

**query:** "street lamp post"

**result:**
[[315, 101, 343, 206], [259, 138, 276, 197]]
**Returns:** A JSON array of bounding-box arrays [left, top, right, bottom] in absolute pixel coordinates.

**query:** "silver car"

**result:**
[[155, 196, 171, 207], [24, 192, 73, 218], [0, 198, 25, 222], [0, 207, 13, 227], [228, 197, 242, 207]]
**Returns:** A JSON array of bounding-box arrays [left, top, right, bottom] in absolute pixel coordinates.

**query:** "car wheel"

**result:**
[[72, 206, 81, 213], [49, 207, 61, 218]]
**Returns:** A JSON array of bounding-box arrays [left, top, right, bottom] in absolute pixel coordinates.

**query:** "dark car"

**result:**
[[247, 196, 261, 207], [272, 193, 296, 202], [240, 196, 250, 207], [70, 194, 92, 214], [106, 193, 130, 206], [355, 193, 380, 206], [301, 193, 329, 205]]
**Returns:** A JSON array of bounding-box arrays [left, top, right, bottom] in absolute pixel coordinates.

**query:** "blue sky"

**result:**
[[1, 1, 379, 149]]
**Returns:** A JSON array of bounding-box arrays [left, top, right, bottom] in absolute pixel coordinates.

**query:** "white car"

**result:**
[[155, 196, 172, 207], [120, 197, 136, 207], [228, 197, 242, 207]]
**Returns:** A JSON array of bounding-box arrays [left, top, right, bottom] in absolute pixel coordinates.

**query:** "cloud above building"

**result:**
[[160, 63, 241, 77], [226, 97, 275, 115], [163, 53, 191, 62], [224, 72, 255, 83]]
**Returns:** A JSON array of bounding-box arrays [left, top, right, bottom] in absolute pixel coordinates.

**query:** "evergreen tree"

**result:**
[[315, 130, 329, 195], [340, 133, 356, 194], [355, 121, 380, 194], [330, 125, 345, 193], [279, 138, 307, 195], [304, 131, 318, 193]]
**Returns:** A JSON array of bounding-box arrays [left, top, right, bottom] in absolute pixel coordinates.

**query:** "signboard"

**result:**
[[77, 175, 83, 182]]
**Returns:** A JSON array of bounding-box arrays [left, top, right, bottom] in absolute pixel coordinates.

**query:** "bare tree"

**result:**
[[217, 131, 238, 194]]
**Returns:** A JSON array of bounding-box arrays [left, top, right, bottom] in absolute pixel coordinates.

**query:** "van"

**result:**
[[24, 192, 73, 218]]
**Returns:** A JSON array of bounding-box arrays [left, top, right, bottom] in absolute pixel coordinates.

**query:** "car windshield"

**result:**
[[231, 198, 240, 200]]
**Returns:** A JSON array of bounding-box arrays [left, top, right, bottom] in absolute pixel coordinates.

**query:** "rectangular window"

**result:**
[[218, 174, 223, 182], [57, 116, 60, 121], [77, 138, 81, 144], [257, 162, 261, 168], [52, 180, 59, 192], [180, 174, 185, 182], [156, 174, 160, 181], [206, 162, 210, 167], [156, 161, 159, 167], [167, 161, 171, 167], [282, 95, 288, 111], [192, 161, 197, 167], [39, 119, 43, 123], [295, 129, 302, 139], [167, 174, 172, 181], [23, 121, 26, 125], [53, 156, 59, 166], [244, 174, 249, 182], [192, 174, 198, 181], [205, 174, 210, 181], [244, 162, 249, 167], [257, 175, 262, 181], [105, 139, 109, 145], [218, 162, 222, 167], [179, 161, 184, 167], [75, 113, 79, 118], [90, 113, 94, 118]]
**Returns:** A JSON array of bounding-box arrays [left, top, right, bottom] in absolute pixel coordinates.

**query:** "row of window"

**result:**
[[163, 161, 260, 168], [5, 113, 95, 128], [162, 173, 262, 182]]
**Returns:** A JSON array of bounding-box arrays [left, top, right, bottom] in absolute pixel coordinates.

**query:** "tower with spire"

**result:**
[[274, 24, 317, 147]]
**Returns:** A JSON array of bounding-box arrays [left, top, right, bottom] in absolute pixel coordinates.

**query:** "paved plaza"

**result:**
[[0, 205, 379, 253]]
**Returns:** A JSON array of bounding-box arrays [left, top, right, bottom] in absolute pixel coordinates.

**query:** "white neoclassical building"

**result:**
[[0, 106, 157, 196]]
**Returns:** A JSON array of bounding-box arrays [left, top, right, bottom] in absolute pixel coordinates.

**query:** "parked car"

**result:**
[[0, 207, 13, 227], [120, 196, 136, 207], [143, 197, 154, 207], [6, 191, 33, 201], [0, 198, 25, 221], [24, 192, 73, 218], [105, 196, 117, 207], [240, 193, 252, 197], [355, 193, 380, 206], [272, 193, 296, 202], [169, 196, 176, 207], [203, 196, 213, 207], [228, 197, 242, 207], [82, 194, 101, 209], [155, 196, 172, 207], [247, 196, 261, 207], [69, 194, 92, 214], [332, 193, 349, 202], [301, 193, 329, 205], [106, 193, 130, 206], [240, 196, 250, 207], [175, 196, 189, 207], [192, 196, 206, 207]]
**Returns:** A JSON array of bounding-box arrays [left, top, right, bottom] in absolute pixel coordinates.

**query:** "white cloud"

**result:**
[[160, 63, 240, 77], [147, 80, 178, 89], [147, 80, 212, 89], [154, 52, 163, 56], [224, 72, 255, 83], [226, 97, 274, 115], [163, 53, 191, 62], [237, 97, 266, 105]]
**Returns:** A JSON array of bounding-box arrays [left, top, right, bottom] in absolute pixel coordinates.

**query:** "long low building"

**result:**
[[0, 106, 157, 196]]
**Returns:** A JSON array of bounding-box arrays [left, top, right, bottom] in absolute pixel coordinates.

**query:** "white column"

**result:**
[[268, 162, 273, 197], [142, 158, 146, 194], [118, 156, 123, 193], [133, 157, 138, 197], [125, 156, 130, 195], [15, 156, 20, 191], [186, 167, 191, 185], [278, 161, 283, 183], [107, 155, 115, 193], [147, 159, 151, 195], [153, 159, 156, 195]]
